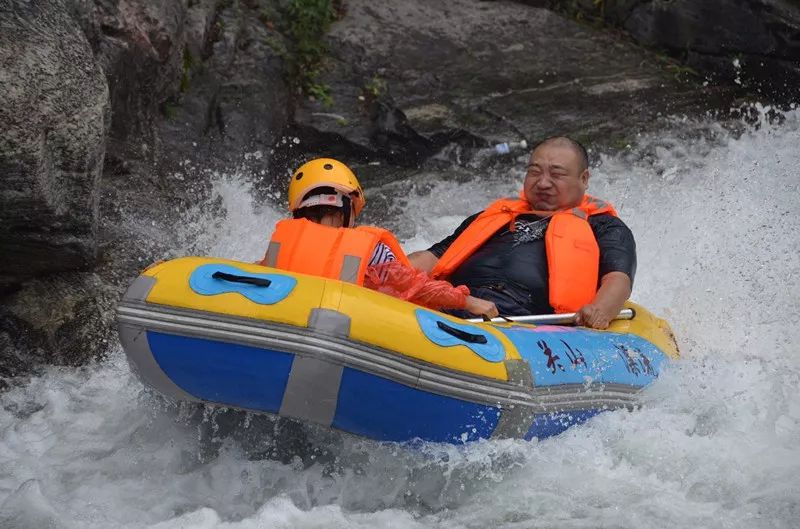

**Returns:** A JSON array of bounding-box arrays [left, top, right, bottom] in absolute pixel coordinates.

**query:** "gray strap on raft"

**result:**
[[279, 356, 343, 427], [491, 359, 537, 439], [264, 242, 280, 267], [278, 308, 351, 427], [118, 276, 199, 402], [339, 255, 361, 283]]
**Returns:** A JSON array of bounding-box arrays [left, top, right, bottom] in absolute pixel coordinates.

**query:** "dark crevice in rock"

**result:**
[[99, 23, 127, 38], [282, 123, 376, 163], [369, 102, 438, 165]]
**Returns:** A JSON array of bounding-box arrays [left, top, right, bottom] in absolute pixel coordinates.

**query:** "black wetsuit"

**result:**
[[428, 212, 637, 316]]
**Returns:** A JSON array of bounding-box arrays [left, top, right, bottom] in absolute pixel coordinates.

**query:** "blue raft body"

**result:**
[[118, 257, 678, 444]]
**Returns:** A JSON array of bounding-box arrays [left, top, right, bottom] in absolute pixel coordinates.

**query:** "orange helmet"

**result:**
[[287, 158, 365, 217]]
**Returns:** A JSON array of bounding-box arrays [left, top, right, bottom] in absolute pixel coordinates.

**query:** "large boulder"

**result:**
[[0, 272, 119, 385], [0, 0, 110, 293], [290, 0, 732, 169], [0, 0, 290, 291], [1, 0, 292, 378], [547, 0, 800, 101]]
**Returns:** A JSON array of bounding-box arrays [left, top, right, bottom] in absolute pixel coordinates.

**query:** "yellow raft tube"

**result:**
[[117, 256, 678, 443]]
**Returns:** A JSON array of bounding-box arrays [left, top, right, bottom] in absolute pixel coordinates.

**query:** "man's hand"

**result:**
[[464, 295, 499, 319], [575, 271, 632, 329], [574, 303, 616, 329]]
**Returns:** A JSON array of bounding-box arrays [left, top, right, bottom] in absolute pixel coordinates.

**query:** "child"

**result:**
[[260, 158, 498, 318]]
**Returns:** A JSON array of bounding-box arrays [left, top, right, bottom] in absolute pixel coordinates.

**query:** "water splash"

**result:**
[[1, 109, 799, 528]]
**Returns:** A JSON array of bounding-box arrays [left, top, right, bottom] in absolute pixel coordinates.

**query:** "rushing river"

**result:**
[[1, 108, 799, 528]]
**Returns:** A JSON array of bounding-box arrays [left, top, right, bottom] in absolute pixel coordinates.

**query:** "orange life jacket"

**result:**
[[261, 218, 411, 285], [431, 194, 618, 313]]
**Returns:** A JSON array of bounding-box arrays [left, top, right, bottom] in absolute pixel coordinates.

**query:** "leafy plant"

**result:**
[[306, 81, 333, 107], [282, 0, 337, 104], [363, 75, 387, 98]]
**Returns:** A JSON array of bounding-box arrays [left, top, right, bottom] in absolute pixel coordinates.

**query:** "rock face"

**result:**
[[0, 0, 110, 293], [70, 0, 189, 158], [291, 0, 732, 170], [547, 0, 800, 100], [1, 0, 291, 294], [154, 0, 290, 175], [0, 0, 291, 377]]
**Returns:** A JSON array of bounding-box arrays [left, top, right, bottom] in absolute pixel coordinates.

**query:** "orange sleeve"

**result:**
[[363, 261, 469, 310]]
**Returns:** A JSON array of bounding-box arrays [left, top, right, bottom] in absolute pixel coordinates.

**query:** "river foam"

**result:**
[[1, 108, 798, 528]]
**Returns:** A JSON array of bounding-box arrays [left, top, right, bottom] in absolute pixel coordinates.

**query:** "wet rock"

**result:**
[[291, 0, 732, 169], [548, 0, 800, 101], [154, 0, 290, 176], [83, 0, 291, 211], [61, 0, 289, 215], [0, 0, 290, 379], [0, 0, 110, 294], [70, 0, 188, 157], [0, 272, 119, 377], [0, 313, 47, 389]]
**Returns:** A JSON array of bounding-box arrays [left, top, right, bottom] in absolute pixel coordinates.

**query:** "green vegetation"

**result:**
[[305, 82, 333, 106], [555, 0, 607, 26], [258, 7, 276, 27], [363, 75, 387, 99], [664, 61, 700, 81], [180, 46, 194, 93], [652, 51, 701, 81], [251, 0, 342, 105], [282, 0, 338, 105]]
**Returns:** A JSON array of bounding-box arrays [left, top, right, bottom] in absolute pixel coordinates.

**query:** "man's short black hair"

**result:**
[[533, 136, 590, 172]]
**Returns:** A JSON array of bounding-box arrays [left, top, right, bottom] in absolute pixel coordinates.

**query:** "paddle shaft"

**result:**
[[467, 308, 635, 325]]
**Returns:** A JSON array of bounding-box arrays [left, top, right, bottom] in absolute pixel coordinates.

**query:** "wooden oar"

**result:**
[[467, 308, 635, 325]]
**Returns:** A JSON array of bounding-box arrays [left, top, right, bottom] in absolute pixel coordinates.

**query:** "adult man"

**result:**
[[408, 137, 636, 329]]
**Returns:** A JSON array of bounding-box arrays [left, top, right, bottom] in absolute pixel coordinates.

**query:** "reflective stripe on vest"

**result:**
[[262, 218, 410, 285], [431, 194, 618, 313]]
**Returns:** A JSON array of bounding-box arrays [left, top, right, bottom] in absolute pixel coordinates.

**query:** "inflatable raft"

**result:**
[[117, 257, 679, 443]]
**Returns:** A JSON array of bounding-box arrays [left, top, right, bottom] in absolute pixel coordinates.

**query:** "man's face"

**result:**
[[523, 143, 589, 211]]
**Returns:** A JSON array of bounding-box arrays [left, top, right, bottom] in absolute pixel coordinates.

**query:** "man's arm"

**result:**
[[575, 271, 631, 329], [408, 250, 439, 273], [577, 215, 636, 329]]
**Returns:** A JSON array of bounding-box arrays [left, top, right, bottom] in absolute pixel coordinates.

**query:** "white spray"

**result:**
[[1, 109, 799, 529]]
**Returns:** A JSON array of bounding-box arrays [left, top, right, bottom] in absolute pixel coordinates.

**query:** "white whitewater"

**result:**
[[1, 108, 799, 528]]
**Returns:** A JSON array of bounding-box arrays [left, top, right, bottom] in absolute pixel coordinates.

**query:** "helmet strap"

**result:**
[[342, 195, 354, 227]]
